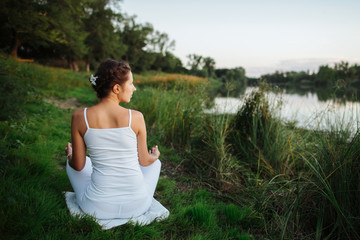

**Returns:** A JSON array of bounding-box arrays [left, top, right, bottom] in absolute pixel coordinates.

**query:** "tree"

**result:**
[[334, 61, 350, 80], [147, 31, 175, 56], [215, 67, 246, 96], [119, 17, 155, 72], [202, 57, 216, 78], [187, 54, 203, 72], [0, 0, 187, 74], [186, 54, 217, 77], [146, 31, 176, 72], [348, 64, 360, 86], [83, 0, 127, 71], [0, 0, 62, 58], [48, 0, 91, 71], [157, 51, 183, 73], [315, 65, 336, 86]]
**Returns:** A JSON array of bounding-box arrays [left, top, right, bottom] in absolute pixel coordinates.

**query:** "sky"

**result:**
[[120, 0, 360, 77]]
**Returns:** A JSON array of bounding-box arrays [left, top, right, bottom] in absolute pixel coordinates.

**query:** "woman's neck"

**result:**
[[98, 95, 120, 107]]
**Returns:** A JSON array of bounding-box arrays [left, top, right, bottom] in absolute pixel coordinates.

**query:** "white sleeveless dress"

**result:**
[[65, 108, 169, 228]]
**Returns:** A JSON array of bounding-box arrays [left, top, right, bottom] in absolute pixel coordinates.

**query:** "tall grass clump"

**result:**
[[126, 82, 209, 148], [299, 128, 360, 239], [197, 85, 360, 238], [227, 86, 296, 178], [264, 128, 360, 239], [229, 91, 360, 239], [198, 112, 247, 190], [205, 87, 305, 237], [134, 73, 208, 89]]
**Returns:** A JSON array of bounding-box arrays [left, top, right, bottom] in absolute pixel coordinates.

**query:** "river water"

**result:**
[[205, 87, 360, 133]]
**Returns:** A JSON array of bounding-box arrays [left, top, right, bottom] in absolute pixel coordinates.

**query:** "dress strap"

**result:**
[[84, 108, 90, 129], [128, 109, 132, 127]]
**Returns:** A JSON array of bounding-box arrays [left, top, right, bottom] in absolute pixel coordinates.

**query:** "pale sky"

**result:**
[[120, 0, 360, 77]]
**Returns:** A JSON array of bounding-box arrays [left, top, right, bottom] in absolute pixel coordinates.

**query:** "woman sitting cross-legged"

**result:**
[[64, 59, 169, 228]]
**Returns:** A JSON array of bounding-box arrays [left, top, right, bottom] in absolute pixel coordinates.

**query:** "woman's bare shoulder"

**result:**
[[130, 110, 145, 129], [131, 109, 144, 120], [72, 108, 85, 120], [71, 108, 88, 135]]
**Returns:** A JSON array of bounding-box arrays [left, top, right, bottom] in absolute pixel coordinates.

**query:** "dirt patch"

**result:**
[[44, 97, 86, 109]]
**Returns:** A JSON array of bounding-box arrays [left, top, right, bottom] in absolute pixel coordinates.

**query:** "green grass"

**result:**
[[0, 57, 254, 239], [1, 56, 359, 239], [0, 99, 255, 239]]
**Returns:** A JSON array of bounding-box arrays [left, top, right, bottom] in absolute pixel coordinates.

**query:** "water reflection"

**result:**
[[277, 84, 360, 103], [205, 87, 360, 133]]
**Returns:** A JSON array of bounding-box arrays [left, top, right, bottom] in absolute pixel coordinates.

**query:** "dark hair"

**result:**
[[90, 59, 131, 98]]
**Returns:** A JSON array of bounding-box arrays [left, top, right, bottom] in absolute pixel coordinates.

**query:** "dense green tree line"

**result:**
[[0, 0, 248, 93], [258, 70, 315, 86], [258, 61, 360, 88], [254, 61, 360, 102], [0, 0, 183, 73], [0, 0, 247, 98]]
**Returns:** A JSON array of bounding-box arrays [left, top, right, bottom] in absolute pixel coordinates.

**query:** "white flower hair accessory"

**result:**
[[90, 74, 98, 86]]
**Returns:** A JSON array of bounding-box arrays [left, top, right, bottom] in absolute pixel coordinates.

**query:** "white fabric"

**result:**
[[64, 192, 169, 230], [65, 108, 169, 229]]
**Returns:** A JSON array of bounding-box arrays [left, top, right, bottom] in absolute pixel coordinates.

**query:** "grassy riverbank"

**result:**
[[1, 56, 359, 239]]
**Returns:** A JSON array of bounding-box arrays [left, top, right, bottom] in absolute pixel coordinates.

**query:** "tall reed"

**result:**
[[227, 86, 295, 178], [200, 113, 243, 188], [226, 88, 360, 239], [126, 82, 208, 147], [300, 128, 360, 239]]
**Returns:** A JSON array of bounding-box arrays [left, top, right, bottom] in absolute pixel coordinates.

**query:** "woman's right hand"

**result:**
[[149, 145, 160, 160], [65, 142, 73, 161]]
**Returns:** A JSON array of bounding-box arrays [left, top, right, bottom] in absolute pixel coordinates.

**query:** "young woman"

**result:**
[[65, 59, 166, 221]]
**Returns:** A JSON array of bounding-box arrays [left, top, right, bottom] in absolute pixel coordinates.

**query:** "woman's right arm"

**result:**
[[132, 110, 160, 166], [68, 110, 87, 171]]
